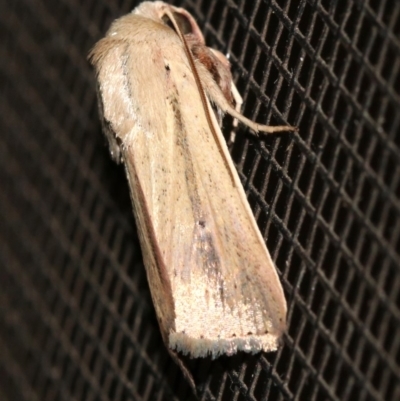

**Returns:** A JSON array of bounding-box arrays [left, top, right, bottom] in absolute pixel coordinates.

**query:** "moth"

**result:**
[[89, 1, 296, 390]]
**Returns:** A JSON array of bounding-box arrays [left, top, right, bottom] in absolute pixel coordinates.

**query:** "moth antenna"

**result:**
[[163, 8, 237, 185]]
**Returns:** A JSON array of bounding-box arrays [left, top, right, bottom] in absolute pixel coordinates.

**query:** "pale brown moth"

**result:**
[[89, 1, 296, 390]]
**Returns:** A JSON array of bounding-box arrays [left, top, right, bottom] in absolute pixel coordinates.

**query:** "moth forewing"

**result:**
[[89, 0, 292, 388]]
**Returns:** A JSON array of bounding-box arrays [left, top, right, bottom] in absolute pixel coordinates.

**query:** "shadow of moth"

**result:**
[[89, 1, 296, 390]]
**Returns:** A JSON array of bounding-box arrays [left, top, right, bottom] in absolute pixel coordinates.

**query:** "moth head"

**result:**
[[133, 1, 205, 45]]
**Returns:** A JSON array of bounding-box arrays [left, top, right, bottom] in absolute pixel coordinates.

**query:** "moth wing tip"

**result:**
[[169, 332, 283, 359]]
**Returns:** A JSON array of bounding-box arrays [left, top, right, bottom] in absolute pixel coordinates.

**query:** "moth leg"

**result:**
[[229, 81, 243, 143], [197, 62, 298, 135]]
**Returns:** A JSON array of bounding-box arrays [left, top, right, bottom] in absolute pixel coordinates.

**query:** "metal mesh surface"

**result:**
[[1, 0, 399, 400]]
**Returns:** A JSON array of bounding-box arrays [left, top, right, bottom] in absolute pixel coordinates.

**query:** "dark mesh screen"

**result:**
[[1, 0, 399, 400]]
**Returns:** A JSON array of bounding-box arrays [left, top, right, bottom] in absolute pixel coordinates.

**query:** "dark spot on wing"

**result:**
[[194, 230, 221, 273], [219, 284, 224, 301]]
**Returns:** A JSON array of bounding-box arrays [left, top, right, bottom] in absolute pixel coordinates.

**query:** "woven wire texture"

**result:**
[[1, 0, 399, 400]]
